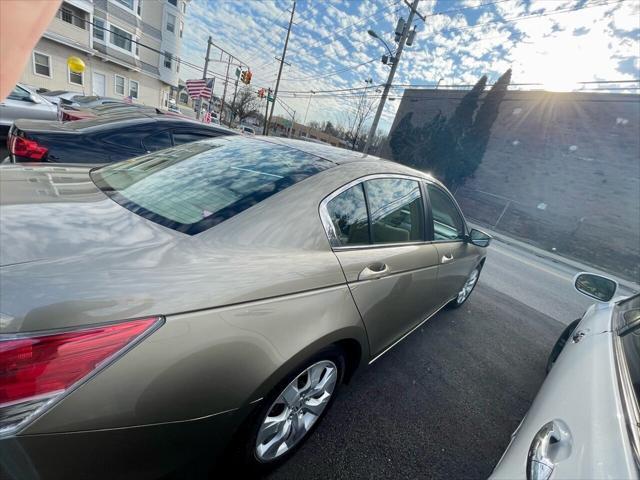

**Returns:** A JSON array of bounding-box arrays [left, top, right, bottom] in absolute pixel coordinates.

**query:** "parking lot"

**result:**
[[265, 239, 635, 479]]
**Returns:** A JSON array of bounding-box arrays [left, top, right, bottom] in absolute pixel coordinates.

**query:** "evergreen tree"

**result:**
[[464, 69, 512, 172], [389, 112, 417, 166], [448, 75, 487, 138]]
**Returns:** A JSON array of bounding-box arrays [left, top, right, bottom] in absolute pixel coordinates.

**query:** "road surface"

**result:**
[[264, 239, 637, 479]]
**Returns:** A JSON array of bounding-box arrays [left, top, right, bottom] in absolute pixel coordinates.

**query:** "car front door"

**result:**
[[322, 175, 442, 358], [426, 183, 480, 305]]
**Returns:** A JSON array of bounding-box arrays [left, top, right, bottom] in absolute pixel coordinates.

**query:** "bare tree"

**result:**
[[229, 86, 261, 125], [343, 88, 377, 151]]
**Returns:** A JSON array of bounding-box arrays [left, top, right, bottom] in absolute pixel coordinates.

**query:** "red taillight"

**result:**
[[0, 317, 161, 435], [9, 136, 48, 160]]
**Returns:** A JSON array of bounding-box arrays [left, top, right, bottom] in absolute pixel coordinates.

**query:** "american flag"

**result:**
[[124, 96, 133, 104], [186, 79, 212, 99]]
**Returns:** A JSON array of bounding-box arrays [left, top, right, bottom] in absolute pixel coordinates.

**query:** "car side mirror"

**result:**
[[28, 94, 42, 104], [573, 272, 617, 302], [467, 228, 491, 247]]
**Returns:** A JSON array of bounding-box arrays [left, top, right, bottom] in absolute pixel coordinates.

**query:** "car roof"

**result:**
[[248, 136, 444, 186]]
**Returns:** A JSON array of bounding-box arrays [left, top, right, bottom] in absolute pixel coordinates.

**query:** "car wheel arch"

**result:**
[[244, 327, 369, 409]]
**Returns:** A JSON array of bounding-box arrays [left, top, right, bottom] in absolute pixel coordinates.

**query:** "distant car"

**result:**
[[6, 113, 236, 164], [240, 125, 256, 136], [0, 84, 57, 138], [491, 273, 640, 480]]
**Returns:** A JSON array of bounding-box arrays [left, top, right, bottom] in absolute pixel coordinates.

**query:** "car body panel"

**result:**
[[22, 284, 366, 433], [1, 407, 240, 480], [335, 244, 442, 356], [434, 241, 482, 305], [491, 301, 639, 479]]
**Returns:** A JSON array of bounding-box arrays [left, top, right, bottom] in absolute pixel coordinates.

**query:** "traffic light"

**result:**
[[258, 88, 265, 98], [245, 70, 252, 85], [240, 71, 247, 83]]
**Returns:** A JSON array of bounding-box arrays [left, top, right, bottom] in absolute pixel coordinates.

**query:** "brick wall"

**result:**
[[382, 89, 640, 281]]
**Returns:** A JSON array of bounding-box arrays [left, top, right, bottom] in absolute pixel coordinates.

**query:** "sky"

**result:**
[[180, 0, 640, 134]]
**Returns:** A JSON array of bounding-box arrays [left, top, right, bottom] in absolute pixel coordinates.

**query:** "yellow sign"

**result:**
[[67, 56, 85, 74]]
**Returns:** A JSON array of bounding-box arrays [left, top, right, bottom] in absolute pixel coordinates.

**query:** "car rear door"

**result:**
[[425, 182, 479, 305], [321, 175, 441, 358]]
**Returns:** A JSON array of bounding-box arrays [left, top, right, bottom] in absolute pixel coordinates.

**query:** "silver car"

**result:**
[[491, 273, 640, 480], [0, 84, 57, 137], [0, 136, 490, 478]]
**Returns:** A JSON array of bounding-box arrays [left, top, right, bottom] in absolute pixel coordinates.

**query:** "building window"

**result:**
[[33, 52, 51, 77], [166, 13, 176, 33], [181, 1, 186, 13], [115, 74, 126, 95], [179, 20, 183, 38], [168, 0, 177, 5], [129, 79, 139, 99], [68, 67, 83, 86], [137, 0, 141, 15], [164, 52, 172, 69], [110, 24, 133, 52], [115, 0, 134, 10], [93, 17, 106, 41], [179, 91, 189, 104], [57, 4, 86, 29]]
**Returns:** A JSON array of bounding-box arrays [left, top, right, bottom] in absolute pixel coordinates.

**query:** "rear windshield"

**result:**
[[91, 138, 333, 234]]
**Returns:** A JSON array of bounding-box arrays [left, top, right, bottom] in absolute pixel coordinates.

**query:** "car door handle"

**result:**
[[358, 263, 389, 281], [441, 254, 454, 264]]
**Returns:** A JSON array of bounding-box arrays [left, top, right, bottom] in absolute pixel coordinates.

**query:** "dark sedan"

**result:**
[[5, 113, 236, 164]]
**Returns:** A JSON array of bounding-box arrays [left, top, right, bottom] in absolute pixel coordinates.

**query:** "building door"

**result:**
[[93, 72, 106, 96]]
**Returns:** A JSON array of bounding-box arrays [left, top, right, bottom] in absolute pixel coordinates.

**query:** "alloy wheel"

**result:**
[[457, 268, 479, 304], [255, 360, 338, 462]]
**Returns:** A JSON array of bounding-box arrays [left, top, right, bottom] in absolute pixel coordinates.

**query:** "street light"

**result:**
[[367, 29, 394, 59]]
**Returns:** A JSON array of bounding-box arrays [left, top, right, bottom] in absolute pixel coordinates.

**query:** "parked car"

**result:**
[[6, 113, 235, 164], [0, 84, 57, 138], [0, 136, 491, 478], [240, 124, 256, 136], [491, 273, 640, 480]]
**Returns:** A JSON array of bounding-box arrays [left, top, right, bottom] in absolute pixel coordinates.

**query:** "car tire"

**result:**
[[545, 318, 580, 374], [447, 265, 481, 309], [227, 345, 345, 475]]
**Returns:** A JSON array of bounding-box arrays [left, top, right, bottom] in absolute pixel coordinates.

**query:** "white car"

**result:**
[[491, 273, 640, 480], [239, 124, 256, 136]]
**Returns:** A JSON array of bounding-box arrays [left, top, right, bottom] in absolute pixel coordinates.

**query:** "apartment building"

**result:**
[[19, 0, 189, 107]]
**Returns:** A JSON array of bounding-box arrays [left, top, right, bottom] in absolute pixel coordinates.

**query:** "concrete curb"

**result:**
[[469, 222, 640, 292]]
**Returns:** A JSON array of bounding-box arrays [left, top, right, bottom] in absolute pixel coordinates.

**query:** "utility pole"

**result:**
[[262, 89, 271, 135], [220, 54, 232, 126], [363, 0, 419, 154], [265, 0, 295, 136], [196, 36, 212, 120], [302, 90, 315, 137]]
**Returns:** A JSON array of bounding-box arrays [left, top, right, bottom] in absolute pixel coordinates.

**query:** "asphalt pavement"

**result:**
[[266, 239, 638, 480]]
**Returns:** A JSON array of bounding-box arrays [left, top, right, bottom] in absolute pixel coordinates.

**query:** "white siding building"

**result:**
[[19, 0, 189, 108]]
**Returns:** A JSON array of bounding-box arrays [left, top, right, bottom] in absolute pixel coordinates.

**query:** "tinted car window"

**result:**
[[326, 184, 369, 246], [365, 178, 424, 244], [91, 138, 333, 235], [102, 132, 144, 151], [173, 131, 218, 146], [144, 131, 173, 151], [427, 184, 465, 240]]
